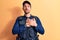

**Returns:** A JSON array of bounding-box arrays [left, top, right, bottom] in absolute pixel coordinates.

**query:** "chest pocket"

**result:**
[[19, 20, 26, 26]]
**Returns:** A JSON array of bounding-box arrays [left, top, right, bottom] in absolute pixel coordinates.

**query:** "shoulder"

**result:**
[[16, 16, 24, 20], [32, 15, 39, 19]]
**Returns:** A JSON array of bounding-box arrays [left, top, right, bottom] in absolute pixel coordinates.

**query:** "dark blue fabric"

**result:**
[[12, 15, 44, 40]]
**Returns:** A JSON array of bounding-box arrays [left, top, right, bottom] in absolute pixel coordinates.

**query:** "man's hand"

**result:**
[[26, 18, 31, 27], [30, 18, 37, 27], [26, 18, 37, 27]]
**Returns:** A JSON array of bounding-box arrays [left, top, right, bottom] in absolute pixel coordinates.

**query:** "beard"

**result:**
[[24, 11, 30, 14]]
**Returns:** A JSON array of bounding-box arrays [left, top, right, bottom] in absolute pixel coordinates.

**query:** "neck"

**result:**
[[24, 13, 31, 18]]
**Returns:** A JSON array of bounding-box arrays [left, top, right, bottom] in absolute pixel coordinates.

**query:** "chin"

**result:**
[[25, 12, 30, 14]]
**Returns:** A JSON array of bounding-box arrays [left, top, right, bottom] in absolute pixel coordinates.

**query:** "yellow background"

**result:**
[[0, 0, 60, 40]]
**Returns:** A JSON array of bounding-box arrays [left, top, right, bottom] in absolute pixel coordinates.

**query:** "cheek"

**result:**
[[28, 8, 31, 11], [23, 7, 26, 10], [26, 7, 31, 11], [28, 7, 31, 10]]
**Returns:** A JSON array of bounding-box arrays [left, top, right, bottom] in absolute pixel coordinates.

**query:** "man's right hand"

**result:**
[[26, 18, 31, 27]]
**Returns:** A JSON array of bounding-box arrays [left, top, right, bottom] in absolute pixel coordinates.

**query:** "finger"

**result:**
[[26, 19, 29, 22], [32, 18, 36, 22], [27, 18, 31, 22], [33, 18, 35, 21]]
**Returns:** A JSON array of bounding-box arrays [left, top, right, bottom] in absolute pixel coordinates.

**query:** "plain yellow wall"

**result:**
[[0, 0, 60, 40]]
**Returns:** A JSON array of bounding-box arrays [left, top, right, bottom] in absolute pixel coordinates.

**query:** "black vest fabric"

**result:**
[[16, 27, 39, 40]]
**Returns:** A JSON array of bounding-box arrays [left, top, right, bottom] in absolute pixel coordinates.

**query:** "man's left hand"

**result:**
[[30, 18, 37, 27]]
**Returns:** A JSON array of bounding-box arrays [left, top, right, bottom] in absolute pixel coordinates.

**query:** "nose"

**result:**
[[26, 7, 28, 10]]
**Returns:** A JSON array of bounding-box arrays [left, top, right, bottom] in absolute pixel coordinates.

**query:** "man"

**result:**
[[12, 1, 44, 40]]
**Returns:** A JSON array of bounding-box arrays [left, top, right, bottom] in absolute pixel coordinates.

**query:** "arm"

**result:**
[[35, 17, 45, 35], [12, 18, 20, 34], [12, 17, 26, 35]]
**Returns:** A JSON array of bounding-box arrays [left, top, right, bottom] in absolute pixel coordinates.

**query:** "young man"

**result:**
[[12, 1, 44, 40]]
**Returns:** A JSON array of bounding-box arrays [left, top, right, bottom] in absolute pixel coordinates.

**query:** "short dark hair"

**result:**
[[23, 1, 31, 7]]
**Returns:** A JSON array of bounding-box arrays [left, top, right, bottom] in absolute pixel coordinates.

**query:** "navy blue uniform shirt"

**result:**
[[12, 15, 44, 40]]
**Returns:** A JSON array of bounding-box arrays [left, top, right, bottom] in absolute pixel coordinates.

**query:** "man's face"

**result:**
[[23, 3, 31, 14]]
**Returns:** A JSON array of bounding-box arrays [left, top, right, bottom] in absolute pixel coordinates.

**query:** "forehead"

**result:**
[[24, 3, 31, 6]]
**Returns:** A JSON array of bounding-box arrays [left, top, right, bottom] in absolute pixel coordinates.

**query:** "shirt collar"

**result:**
[[24, 14, 32, 18]]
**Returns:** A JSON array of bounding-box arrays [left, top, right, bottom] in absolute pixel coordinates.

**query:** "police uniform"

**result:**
[[12, 14, 44, 40]]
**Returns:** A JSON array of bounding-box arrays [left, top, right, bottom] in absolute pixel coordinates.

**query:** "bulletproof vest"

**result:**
[[16, 16, 39, 40]]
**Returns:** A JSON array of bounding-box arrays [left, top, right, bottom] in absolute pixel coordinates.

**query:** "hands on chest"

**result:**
[[26, 18, 37, 27]]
